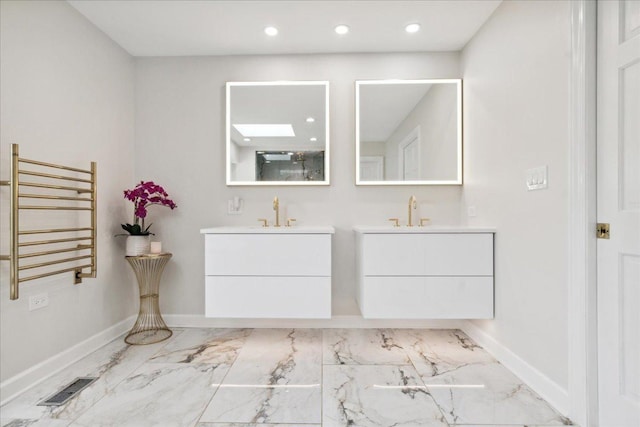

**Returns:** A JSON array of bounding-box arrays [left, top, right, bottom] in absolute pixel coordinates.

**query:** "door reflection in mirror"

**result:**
[[356, 79, 462, 185]]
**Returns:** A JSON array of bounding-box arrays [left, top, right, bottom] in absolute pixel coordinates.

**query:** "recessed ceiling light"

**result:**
[[265, 26, 278, 36], [405, 23, 421, 33], [334, 25, 350, 35], [233, 124, 295, 137], [306, 117, 315, 123], [243, 137, 251, 142], [310, 137, 318, 142]]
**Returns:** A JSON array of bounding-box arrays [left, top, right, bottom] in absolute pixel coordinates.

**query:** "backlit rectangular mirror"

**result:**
[[356, 79, 462, 185], [226, 81, 330, 186]]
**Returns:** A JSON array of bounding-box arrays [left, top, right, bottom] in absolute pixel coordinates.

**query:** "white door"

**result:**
[[400, 137, 420, 180], [360, 156, 384, 180], [597, 1, 640, 426]]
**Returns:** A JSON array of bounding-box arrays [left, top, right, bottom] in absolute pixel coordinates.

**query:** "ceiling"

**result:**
[[230, 83, 327, 149], [66, 0, 502, 57]]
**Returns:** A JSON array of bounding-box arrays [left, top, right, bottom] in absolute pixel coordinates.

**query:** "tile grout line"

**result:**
[[397, 327, 454, 427], [191, 328, 255, 426]]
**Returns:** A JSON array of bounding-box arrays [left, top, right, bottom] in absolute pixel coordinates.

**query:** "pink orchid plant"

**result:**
[[121, 181, 177, 235]]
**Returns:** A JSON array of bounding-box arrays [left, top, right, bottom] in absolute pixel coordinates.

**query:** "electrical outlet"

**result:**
[[227, 197, 243, 215], [29, 293, 49, 311]]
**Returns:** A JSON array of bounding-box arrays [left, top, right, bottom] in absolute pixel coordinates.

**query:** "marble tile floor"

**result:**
[[1, 328, 573, 427]]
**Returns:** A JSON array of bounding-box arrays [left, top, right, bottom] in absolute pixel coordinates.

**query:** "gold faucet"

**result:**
[[273, 196, 281, 227], [408, 195, 417, 227]]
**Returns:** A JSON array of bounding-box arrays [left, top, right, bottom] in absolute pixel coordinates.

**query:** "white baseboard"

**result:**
[[0, 315, 135, 406], [9, 314, 561, 414], [461, 320, 570, 416], [164, 314, 464, 330]]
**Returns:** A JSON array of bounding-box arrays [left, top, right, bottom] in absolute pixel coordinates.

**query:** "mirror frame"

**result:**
[[226, 80, 331, 186], [355, 79, 463, 186]]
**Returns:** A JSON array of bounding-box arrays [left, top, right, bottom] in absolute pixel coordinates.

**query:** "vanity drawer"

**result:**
[[359, 276, 494, 319], [205, 276, 331, 318], [205, 233, 331, 276], [361, 233, 493, 276]]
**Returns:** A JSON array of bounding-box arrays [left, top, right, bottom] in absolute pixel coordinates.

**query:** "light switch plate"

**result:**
[[526, 166, 548, 191]]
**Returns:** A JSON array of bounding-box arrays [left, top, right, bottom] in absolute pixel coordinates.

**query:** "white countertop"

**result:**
[[353, 225, 496, 234], [200, 226, 335, 234]]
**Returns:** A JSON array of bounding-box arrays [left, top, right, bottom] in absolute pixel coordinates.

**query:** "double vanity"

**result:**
[[205, 77, 492, 320], [201, 224, 495, 320]]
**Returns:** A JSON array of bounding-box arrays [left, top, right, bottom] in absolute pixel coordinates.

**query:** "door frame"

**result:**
[[568, 0, 598, 426], [398, 126, 421, 180]]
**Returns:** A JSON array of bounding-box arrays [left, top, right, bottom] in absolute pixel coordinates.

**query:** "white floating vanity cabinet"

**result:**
[[354, 227, 495, 319], [201, 227, 334, 319]]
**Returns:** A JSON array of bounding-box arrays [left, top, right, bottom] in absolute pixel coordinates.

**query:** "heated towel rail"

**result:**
[[1, 144, 97, 300]]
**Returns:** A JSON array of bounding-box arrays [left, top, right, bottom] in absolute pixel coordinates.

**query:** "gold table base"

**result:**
[[125, 253, 173, 345]]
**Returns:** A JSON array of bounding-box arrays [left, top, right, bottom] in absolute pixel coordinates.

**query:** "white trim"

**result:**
[[0, 316, 135, 406], [164, 314, 464, 330], [461, 320, 570, 415], [568, 1, 598, 426], [398, 126, 421, 181]]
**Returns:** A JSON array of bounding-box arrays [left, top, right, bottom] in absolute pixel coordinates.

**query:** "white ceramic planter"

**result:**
[[126, 235, 150, 256]]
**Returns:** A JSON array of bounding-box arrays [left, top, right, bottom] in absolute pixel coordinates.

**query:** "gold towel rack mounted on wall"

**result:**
[[1, 144, 97, 300]]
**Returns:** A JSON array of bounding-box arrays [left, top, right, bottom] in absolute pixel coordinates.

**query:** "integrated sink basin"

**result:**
[[200, 226, 335, 234], [353, 225, 496, 234]]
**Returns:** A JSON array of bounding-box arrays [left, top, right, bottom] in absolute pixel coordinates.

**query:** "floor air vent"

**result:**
[[38, 377, 98, 406]]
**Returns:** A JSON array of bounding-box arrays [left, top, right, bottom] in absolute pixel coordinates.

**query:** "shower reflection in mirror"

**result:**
[[255, 151, 324, 181], [226, 81, 330, 186]]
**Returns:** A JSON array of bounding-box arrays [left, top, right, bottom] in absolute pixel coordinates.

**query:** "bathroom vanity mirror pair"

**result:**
[[226, 79, 462, 186]]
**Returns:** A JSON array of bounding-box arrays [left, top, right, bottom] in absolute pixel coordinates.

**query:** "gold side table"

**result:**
[[125, 253, 173, 345]]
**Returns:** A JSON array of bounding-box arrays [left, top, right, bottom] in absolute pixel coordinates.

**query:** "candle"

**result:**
[[150, 241, 162, 254]]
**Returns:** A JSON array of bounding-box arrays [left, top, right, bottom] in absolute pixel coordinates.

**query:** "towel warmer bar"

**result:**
[[1, 144, 97, 300]]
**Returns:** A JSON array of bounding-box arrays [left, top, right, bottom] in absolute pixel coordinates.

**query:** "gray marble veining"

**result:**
[[323, 328, 411, 365], [0, 332, 179, 422], [197, 424, 321, 427], [323, 364, 448, 426], [1, 419, 70, 427], [397, 329, 495, 378], [1, 328, 574, 426], [71, 362, 222, 427], [149, 328, 251, 365], [425, 362, 571, 426], [200, 329, 322, 424]]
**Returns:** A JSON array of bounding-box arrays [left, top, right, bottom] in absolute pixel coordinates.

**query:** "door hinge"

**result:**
[[596, 223, 610, 239]]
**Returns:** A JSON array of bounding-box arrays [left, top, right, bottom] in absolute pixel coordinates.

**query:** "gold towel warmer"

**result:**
[[1, 143, 97, 300]]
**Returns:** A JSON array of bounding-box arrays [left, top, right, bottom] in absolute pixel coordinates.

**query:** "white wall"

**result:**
[[0, 0, 136, 387], [461, 0, 570, 390], [385, 83, 458, 180], [134, 53, 463, 316]]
